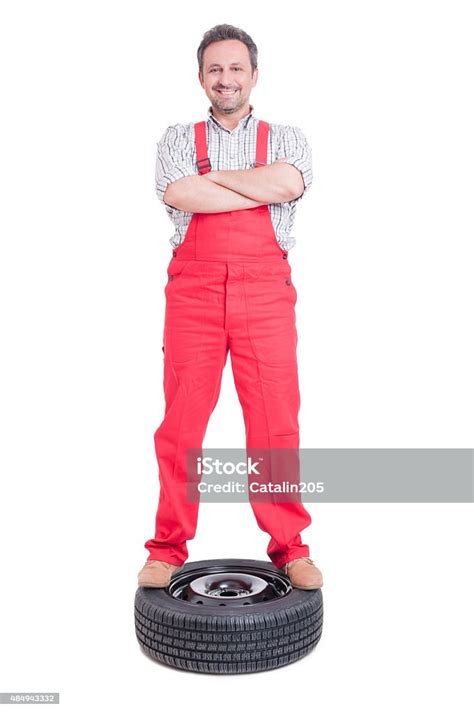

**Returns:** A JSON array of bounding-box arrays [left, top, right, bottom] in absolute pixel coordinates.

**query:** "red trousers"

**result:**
[[144, 120, 312, 569]]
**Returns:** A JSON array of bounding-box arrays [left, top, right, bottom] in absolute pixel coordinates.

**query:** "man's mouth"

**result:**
[[215, 89, 239, 95]]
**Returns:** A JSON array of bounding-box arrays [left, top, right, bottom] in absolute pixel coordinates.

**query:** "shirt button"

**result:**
[[286, 279, 291, 285], [169, 274, 174, 281], [172, 250, 177, 257], [282, 253, 288, 259]]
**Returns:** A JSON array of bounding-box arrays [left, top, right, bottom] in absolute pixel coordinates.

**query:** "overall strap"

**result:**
[[194, 121, 212, 174], [195, 118, 269, 172], [255, 120, 269, 167]]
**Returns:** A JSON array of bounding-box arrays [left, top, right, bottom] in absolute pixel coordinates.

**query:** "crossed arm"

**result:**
[[163, 160, 305, 214]]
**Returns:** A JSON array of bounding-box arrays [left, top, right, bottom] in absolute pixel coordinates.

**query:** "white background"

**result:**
[[0, 1, 473, 710]]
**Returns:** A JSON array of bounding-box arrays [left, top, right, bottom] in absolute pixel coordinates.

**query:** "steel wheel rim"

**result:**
[[168, 564, 291, 607]]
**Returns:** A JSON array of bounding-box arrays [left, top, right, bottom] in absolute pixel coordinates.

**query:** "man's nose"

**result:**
[[220, 70, 235, 86]]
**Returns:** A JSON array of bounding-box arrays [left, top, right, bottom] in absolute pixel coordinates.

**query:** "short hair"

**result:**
[[197, 24, 258, 74]]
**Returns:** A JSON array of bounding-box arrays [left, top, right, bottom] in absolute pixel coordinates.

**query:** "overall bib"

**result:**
[[144, 119, 312, 570]]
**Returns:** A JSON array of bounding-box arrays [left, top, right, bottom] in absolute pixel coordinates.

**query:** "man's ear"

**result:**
[[198, 71, 204, 88], [252, 68, 259, 87]]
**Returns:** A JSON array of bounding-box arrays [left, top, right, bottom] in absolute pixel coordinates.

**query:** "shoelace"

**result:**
[[145, 560, 175, 569], [284, 556, 315, 573]]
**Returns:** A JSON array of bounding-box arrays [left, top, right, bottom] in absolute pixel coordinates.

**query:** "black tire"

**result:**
[[135, 558, 323, 674]]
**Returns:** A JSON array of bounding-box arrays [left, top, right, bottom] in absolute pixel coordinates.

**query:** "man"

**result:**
[[138, 24, 323, 590]]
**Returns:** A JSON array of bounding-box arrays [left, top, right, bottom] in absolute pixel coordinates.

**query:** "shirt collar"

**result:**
[[207, 104, 256, 134]]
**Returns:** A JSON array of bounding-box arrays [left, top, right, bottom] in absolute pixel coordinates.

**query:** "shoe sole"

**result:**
[[291, 582, 324, 590], [138, 581, 170, 588]]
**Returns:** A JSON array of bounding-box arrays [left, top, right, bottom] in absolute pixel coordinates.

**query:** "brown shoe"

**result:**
[[282, 557, 323, 590], [137, 559, 184, 588]]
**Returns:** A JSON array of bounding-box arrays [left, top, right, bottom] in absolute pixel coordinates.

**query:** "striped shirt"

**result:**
[[154, 105, 313, 251]]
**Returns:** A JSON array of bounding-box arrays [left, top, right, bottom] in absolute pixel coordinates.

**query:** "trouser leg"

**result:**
[[228, 265, 312, 569], [144, 262, 227, 564]]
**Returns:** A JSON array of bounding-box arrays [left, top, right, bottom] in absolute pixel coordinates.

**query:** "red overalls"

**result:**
[[144, 119, 312, 570]]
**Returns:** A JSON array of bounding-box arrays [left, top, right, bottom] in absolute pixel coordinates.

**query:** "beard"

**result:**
[[211, 89, 245, 114]]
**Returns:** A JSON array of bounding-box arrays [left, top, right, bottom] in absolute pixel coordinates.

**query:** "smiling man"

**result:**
[[138, 24, 324, 591]]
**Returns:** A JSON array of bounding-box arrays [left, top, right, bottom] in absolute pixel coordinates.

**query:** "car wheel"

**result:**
[[135, 558, 323, 674]]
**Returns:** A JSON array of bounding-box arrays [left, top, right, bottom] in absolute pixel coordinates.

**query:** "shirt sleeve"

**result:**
[[155, 124, 196, 205], [277, 125, 313, 203]]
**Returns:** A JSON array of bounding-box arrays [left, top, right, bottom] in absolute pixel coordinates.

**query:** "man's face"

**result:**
[[199, 39, 258, 114]]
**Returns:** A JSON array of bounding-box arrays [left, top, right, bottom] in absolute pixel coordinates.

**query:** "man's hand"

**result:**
[[163, 157, 304, 213]]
